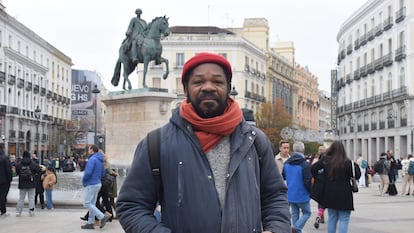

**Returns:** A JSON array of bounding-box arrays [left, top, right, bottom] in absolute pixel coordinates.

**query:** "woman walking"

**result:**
[[42, 166, 57, 210], [311, 141, 361, 233]]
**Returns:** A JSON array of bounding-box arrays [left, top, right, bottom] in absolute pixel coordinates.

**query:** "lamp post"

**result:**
[[92, 85, 100, 145], [34, 106, 42, 164], [230, 86, 238, 99], [411, 128, 414, 155]]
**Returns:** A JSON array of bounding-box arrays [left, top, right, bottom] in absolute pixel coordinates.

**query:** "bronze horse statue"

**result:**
[[111, 16, 170, 90]]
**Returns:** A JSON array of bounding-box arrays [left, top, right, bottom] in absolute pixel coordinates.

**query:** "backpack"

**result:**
[[361, 159, 368, 169], [20, 165, 33, 182], [407, 160, 414, 176], [147, 126, 265, 202], [374, 159, 384, 173]]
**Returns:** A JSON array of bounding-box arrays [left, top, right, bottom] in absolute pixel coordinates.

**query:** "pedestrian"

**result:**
[[275, 140, 290, 175], [116, 52, 292, 233], [0, 144, 12, 217], [42, 166, 57, 210], [312, 145, 326, 229], [34, 164, 46, 209], [400, 154, 414, 196], [356, 154, 367, 187], [81, 145, 109, 230], [283, 141, 312, 233], [377, 152, 391, 196], [311, 141, 361, 233], [15, 151, 40, 217]]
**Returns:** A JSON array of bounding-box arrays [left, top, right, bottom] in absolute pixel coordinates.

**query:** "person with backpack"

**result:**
[[116, 53, 292, 233], [0, 144, 12, 217], [375, 152, 391, 196], [15, 151, 40, 217], [400, 154, 414, 196]]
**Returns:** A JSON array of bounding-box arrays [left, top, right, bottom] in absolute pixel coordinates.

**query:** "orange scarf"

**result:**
[[180, 98, 243, 153]]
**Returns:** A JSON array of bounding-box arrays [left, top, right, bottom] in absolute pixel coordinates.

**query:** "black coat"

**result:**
[[0, 153, 12, 186], [311, 157, 361, 211], [16, 157, 40, 189]]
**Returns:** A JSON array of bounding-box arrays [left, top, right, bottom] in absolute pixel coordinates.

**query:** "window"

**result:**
[[399, 67, 405, 87], [152, 77, 161, 88], [176, 53, 184, 67]]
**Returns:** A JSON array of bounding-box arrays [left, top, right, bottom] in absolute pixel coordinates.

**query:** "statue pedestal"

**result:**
[[102, 89, 177, 168]]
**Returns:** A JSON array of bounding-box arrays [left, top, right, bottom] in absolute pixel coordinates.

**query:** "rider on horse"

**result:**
[[124, 8, 147, 63]]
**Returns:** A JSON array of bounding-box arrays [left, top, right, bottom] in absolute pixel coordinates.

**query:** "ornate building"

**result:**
[[0, 4, 72, 162]]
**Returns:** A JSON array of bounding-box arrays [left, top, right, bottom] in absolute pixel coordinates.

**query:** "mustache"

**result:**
[[199, 92, 219, 99]]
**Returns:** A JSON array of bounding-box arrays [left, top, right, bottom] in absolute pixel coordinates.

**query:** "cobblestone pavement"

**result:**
[[3, 171, 413, 233]]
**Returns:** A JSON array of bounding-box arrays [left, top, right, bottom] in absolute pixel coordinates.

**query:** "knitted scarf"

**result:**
[[180, 98, 242, 153]]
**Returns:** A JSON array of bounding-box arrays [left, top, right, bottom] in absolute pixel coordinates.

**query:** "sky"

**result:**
[[3, 0, 366, 92]]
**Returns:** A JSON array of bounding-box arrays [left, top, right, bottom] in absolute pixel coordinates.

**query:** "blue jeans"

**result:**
[[45, 189, 53, 209], [83, 183, 104, 224], [290, 201, 311, 233], [327, 208, 351, 233]]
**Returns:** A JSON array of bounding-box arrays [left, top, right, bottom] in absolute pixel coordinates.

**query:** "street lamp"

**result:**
[[230, 86, 238, 99], [34, 105, 42, 164], [92, 85, 100, 145]]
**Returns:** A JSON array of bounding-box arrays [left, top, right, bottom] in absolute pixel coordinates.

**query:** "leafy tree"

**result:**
[[256, 98, 292, 150]]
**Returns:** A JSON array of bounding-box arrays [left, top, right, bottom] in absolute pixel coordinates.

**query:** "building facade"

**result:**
[[0, 4, 72, 163], [336, 0, 413, 163], [143, 23, 267, 114]]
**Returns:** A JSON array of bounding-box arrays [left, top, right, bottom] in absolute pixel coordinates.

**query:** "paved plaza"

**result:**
[[2, 172, 413, 232]]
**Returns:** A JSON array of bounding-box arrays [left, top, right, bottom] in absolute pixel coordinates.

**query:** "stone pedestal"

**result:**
[[102, 89, 177, 168]]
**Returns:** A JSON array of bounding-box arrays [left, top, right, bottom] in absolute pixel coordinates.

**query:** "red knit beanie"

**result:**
[[181, 52, 232, 86]]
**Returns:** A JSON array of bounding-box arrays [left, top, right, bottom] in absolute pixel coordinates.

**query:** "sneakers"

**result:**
[[16, 212, 21, 217], [29, 211, 35, 217], [314, 216, 320, 229], [320, 215, 325, 223], [100, 216, 109, 229], [81, 223, 95, 230], [0, 213, 9, 218]]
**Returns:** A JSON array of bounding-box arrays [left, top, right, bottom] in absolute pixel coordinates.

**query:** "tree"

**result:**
[[256, 98, 292, 149]]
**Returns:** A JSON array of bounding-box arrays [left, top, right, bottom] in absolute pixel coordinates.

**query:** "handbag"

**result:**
[[351, 161, 359, 193]]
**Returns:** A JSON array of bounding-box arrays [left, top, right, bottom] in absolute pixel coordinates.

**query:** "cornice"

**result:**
[[0, 9, 72, 65], [3, 47, 48, 74]]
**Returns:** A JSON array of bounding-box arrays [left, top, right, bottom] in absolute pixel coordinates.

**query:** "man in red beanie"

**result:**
[[117, 52, 291, 233]]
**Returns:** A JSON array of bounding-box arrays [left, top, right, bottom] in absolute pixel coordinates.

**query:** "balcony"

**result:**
[[367, 62, 375, 74], [374, 57, 383, 70], [8, 106, 19, 114], [360, 34, 367, 46], [371, 123, 377, 130], [353, 69, 360, 80], [354, 39, 360, 50], [0, 105, 6, 115], [379, 122, 385, 129], [383, 17, 393, 31], [388, 120, 395, 128], [17, 78, 24, 88], [375, 24, 383, 36], [367, 29, 375, 41], [340, 50, 345, 59], [395, 45, 406, 61], [0, 71, 5, 83], [244, 91, 266, 102], [360, 65, 367, 77], [395, 7, 406, 23], [346, 73, 353, 83], [33, 84, 39, 93], [383, 52, 393, 67], [41, 87, 46, 96], [47, 90, 52, 99], [26, 82, 32, 91], [346, 44, 353, 55], [7, 74, 16, 85]]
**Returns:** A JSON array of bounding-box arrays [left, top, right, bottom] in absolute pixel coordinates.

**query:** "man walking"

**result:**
[[283, 141, 312, 233], [0, 144, 12, 217], [275, 140, 290, 175], [81, 145, 108, 230]]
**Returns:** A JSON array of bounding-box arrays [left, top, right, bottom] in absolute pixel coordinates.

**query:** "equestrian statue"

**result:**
[[112, 9, 170, 90]]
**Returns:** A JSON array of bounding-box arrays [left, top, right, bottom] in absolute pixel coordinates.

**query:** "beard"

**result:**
[[188, 92, 228, 118]]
